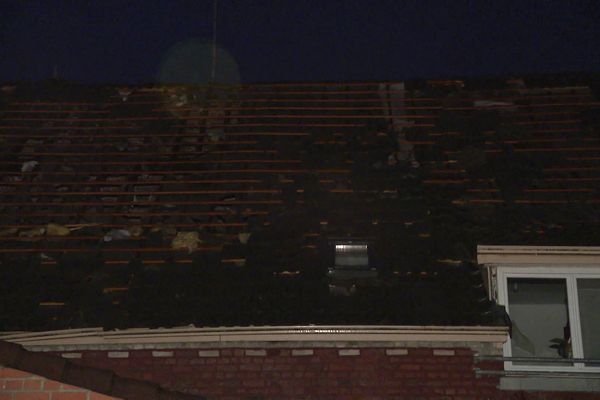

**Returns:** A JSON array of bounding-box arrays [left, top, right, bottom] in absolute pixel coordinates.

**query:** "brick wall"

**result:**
[[65, 347, 480, 398], [0, 366, 118, 400], [52, 346, 598, 400]]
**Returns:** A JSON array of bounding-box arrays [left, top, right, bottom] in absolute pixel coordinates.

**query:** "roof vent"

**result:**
[[328, 241, 377, 280], [335, 244, 369, 268]]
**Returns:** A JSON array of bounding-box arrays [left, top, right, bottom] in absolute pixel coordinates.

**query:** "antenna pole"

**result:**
[[211, 0, 218, 82]]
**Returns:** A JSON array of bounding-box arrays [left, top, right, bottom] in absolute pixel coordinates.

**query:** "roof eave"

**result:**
[[477, 245, 600, 265]]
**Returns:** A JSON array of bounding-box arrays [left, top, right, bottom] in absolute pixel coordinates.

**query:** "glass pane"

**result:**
[[507, 278, 572, 366], [335, 244, 368, 268], [577, 279, 600, 367]]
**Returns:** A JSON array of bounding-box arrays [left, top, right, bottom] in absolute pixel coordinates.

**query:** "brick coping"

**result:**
[[1, 325, 507, 356]]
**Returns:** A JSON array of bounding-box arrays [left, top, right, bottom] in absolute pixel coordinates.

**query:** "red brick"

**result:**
[[19, 346, 520, 399], [23, 379, 43, 390], [0, 393, 11, 400], [423, 363, 445, 371], [408, 348, 432, 356], [474, 378, 498, 387], [175, 357, 190, 366], [50, 393, 88, 400], [43, 380, 62, 390], [240, 364, 261, 372], [0, 368, 34, 379], [361, 348, 384, 357], [3, 379, 24, 390], [274, 356, 291, 364], [397, 364, 421, 371], [216, 365, 238, 372], [80, 351, 102, 359], [128, 350, 151, 359], [141, 372, 154, 380], [13, 393, 50, 400]]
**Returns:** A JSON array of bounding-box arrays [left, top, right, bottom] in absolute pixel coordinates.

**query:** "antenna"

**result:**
[[211, 0, 218, 82]]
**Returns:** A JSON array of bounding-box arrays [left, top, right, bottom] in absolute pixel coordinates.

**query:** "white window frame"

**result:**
[[497, 265, 600, 373], [478, 246, 600, 375]]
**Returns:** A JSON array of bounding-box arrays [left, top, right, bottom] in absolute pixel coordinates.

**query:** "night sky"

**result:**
[[1, 0, 600, 84]]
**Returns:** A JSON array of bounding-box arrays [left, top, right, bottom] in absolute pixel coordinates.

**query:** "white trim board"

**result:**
[[0, 325, 508, 350], [477, 245, 600, 265]]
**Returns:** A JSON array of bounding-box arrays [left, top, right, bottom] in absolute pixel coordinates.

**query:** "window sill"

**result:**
[[500, 374, 600, 392], [476, 368, 600, 392]]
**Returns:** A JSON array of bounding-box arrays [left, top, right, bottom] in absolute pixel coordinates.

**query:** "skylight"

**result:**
[[334, 243, 369, 269]]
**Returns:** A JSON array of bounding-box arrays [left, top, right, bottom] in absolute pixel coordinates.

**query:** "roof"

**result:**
[[1, 76, 599, 330], [0, 340, 202, 400]]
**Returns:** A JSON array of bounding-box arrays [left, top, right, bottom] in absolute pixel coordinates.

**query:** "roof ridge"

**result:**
[[2, 71, 600, 88]]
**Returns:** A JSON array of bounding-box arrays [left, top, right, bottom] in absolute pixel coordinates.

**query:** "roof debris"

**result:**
[[118, 88, 132, 102], [128, 225, 144, 237], [21, 160, 39, 172], [46, 223, 70, 237], [18, 227, 45, 238], [171, 231, 202, 253], [0, 228, 18, 237], [238, 232, 251, 244], [103, 229, 131, 242]]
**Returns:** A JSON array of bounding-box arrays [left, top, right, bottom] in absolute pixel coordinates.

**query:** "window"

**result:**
[[498, 268, 600, 372], [478, 246, 600, 391], [334, 243, 369, 269], [328, 241, 377, 280]]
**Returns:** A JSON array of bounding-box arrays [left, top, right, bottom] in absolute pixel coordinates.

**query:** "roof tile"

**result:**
[[0, 77, 599, 329]]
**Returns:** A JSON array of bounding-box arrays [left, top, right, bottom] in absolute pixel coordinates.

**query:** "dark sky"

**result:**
[[1, 0, 599, 84]]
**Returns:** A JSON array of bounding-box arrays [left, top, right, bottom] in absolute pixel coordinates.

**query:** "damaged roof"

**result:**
[[1, 76, 599, 330]]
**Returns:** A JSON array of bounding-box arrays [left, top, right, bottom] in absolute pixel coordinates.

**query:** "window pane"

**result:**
[[507, 278, 572, 366], [335, 244, 368, 268], [577, 279, 600, 366]]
